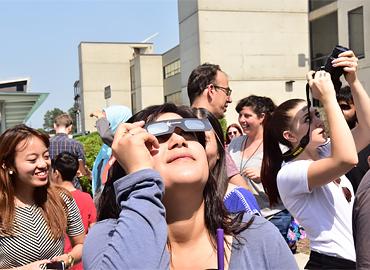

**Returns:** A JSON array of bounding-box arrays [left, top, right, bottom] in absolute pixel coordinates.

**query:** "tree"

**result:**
[[43, 108, 65, 131]]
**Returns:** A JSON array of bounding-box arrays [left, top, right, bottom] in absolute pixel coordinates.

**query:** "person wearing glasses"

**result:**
[[261, 50, 370, 269], [83, 103, 297, 269], [187, 63, 232, 119], [225, 123, 243, 145], [187, 63, 251, 192], [336, 86, 370, 193]]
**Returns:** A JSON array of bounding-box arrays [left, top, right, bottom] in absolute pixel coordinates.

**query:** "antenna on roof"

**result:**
[[142, 32, 159, 43]]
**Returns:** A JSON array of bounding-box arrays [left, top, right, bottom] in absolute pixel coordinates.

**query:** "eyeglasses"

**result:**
[[212, 84, 232, 96], [227, 131, 238, 136], [145, 118, 212, 137], [339, 104, 352, 111]]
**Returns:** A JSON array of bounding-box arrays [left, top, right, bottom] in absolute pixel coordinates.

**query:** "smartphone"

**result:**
[[45, 261, 66, 270]]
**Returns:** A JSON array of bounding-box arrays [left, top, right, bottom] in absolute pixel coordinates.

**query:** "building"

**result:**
[[0, 78, 48, 133], [77, 0, 369, 132], [78, 42, 164, 131], [309, 0, 369, 89]]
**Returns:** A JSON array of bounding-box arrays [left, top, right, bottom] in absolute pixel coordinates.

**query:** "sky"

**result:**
[[0, 0, 179, 128]]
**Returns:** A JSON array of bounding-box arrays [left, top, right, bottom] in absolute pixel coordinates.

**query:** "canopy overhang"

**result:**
[[0, 92, 49, 133]]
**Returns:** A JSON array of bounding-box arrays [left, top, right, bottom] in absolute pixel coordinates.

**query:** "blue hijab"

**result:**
[[92, 105, 132, 195]]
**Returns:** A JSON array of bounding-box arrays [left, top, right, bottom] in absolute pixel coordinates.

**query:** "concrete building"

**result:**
[[78, 42, 164, 131], [0, 78, 48, 133], [309, 0, 369, 89], [178, 0, 309, 125], [77, 0, 369, 132]]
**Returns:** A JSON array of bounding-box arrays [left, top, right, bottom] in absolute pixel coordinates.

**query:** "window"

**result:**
[[131, 92, 137, 114], [163, 60, 181, 79], [348, 6, 364, 58], [165, 92, 182, 105], [309, 0, 336, 12], [310, 12, 338, 70], [130, 65, 136, 90]]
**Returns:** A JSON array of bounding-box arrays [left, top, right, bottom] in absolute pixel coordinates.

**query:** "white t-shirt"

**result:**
[[277, 141, 356, 261]]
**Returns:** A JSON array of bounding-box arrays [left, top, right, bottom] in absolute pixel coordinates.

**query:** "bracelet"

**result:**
[[66, 254, 75, 269]]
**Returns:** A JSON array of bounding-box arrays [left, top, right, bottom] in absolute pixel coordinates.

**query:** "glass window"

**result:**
[[130, 65, 136, 90], [164, 60, 181, 79], [309, 0, 336, 12], [131, 91, 137, 114], [165, 91, 182, 105], [348, 6, 364, 58], [310, 11, 338, 70]]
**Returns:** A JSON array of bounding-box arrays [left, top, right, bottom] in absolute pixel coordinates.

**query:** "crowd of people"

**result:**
[[0, 49, 369, 270]]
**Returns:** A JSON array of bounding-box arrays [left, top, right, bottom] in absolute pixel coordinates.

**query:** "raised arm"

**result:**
[[332, 50, 370, 152], [306, 70, 358, 190], [83, 122, 169, 269]]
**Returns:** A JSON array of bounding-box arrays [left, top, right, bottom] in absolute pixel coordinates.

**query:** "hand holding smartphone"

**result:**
[[45, 261, 66, 270]]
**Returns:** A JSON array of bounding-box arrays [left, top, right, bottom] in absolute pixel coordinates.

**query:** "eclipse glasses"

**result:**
[[145, 118, 212, 137]]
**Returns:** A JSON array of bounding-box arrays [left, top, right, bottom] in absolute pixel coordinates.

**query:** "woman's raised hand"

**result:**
[[112, 121, 159, 174], [332, 50, 358, 85], [306, 70, 336, 102]]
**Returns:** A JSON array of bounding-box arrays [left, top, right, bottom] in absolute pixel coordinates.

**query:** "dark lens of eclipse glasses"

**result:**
[[145, 118, 212, 137]]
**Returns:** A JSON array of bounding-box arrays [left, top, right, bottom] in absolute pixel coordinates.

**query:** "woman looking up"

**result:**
[[262, 50, 370, 269], [83, 103, 297, 269]]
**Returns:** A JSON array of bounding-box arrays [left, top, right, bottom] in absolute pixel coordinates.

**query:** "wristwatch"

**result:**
[[66, 254, 75, 269]]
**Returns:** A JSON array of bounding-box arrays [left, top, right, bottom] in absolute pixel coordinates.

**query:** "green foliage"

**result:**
[[218, 118, 228, 140], [75, 132, 103, 194], [75, 132, 103, 169], [79, 176, 92, 195], [43, 108, 65, 131]]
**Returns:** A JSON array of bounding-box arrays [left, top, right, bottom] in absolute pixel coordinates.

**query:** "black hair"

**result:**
[[52, 151, 79, 181], [236, 95, 276, 126], [97, 103, 253, 250], [187, 63, 222, 105], [261, 99, 305, 206], [192, 108, 228, 196], [336, 85, 353, 104]]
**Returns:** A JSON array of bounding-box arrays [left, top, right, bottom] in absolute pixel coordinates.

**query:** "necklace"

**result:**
[[239, 136, 263, 172]]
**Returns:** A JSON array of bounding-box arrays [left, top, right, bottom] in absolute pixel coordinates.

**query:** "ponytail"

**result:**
[[261, 99, 305, 206], [261, 116, 283, 206]]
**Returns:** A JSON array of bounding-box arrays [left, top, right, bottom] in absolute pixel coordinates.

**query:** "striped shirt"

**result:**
[[0, 193, 84, 268], [49, 133, 86, 162]]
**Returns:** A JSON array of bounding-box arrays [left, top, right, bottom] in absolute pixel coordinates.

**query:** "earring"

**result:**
[[9, 170, 14, 175], [1, 163, 6, 170]]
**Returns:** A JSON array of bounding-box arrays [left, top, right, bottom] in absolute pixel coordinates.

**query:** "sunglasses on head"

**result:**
[[145, 118, 212, 137]]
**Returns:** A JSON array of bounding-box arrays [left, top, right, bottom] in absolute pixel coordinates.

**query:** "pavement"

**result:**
[[294, 253, 309, 269]]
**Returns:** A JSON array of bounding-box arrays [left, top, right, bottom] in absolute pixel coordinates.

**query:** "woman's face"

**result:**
[[238, 106, 264, 135], [13, 136, 50, 190], [150, 113, 209, 189], [287, 102, 327, 147], [227, 127, 241, 141]]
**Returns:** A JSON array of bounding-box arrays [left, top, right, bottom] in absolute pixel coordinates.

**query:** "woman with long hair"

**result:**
[[227, 96, 293, 238], [83, 103, 297, 269], [261, 51, 370, 268], [0, 125, 85, 269], [192, 108, 260, 215], [225, 123, 242, 145]]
